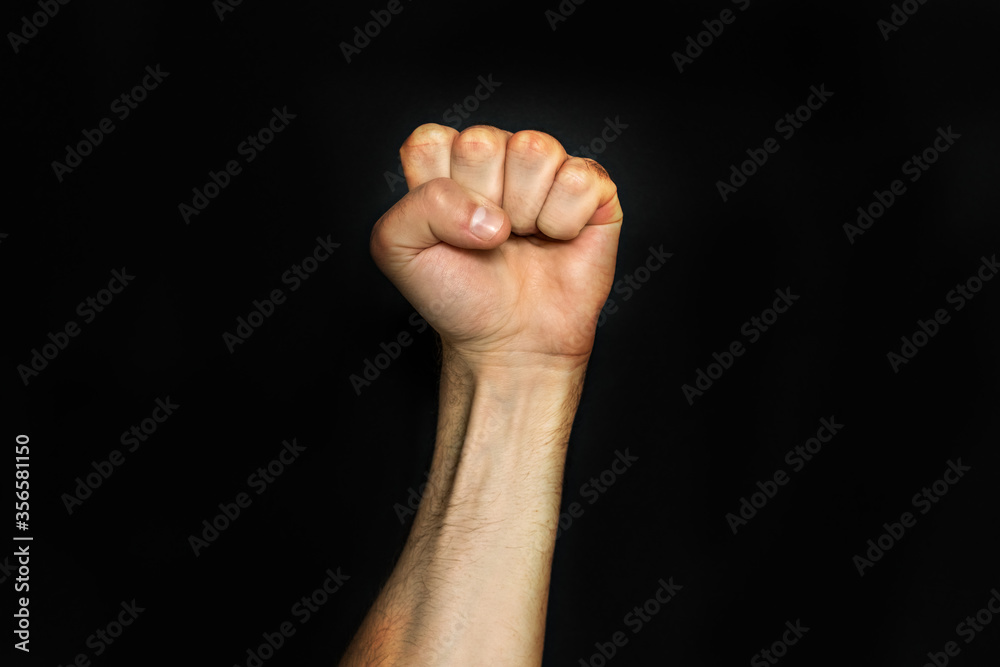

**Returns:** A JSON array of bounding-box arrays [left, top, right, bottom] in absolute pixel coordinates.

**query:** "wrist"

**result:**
[[441, 340, 591, 389], [442, 343, 588, 453], [436, 349, 585, 516], [416, 343, 585, 536]]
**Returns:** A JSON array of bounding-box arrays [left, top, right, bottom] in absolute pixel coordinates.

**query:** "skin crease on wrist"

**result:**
[[340, 122, 620, 665]]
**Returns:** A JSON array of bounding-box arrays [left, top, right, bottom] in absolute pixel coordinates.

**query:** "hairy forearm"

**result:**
[[341, 347, 586, 666]]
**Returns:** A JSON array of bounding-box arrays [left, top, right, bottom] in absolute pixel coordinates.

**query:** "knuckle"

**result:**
[[420, 176, 455, 212], [554, 159, 593, 195], [537, 216, 577, 241], [400, 124, 457, 167], [453, 126, 504, 162], [582, 157, 612, 181], [401, 123, 457, 152], [506, 130, 559, 160]]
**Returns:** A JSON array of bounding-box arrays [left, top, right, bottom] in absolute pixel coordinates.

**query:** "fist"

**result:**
[[370, 124, 623, 373]]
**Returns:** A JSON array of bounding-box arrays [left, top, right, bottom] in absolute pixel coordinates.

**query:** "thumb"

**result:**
[[370, 177, 510, 269]]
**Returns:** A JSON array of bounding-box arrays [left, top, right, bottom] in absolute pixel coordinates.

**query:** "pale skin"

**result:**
[[340, 123, 623, 666]]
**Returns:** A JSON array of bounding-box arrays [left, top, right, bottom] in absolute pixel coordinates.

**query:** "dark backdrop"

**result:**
[[5, 1, 999, 665]]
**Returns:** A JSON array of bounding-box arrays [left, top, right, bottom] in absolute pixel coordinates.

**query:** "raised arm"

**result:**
[[340, 124, 623, 665]]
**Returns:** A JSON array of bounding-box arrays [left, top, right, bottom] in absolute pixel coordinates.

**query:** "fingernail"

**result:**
[[470, 206, 502, 240]]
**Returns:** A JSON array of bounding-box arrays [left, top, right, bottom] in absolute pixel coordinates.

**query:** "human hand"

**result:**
[[370, 124, 623, 375]]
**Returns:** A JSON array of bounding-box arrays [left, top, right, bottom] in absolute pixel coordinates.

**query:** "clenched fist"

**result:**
[[370, 124, 624, 373]]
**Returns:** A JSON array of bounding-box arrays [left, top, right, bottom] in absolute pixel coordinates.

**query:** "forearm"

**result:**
[[341, 347, 586, 665]]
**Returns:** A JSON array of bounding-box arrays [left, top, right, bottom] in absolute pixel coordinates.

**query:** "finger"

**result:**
[[536, 158, 623, 241], [449, 125, 510, 204], [370, 177, 511, 272], [400, 123, 459, 190], [502, 130, 568, 236]]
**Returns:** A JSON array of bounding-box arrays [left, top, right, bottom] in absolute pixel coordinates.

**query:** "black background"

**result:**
[[5, 0, 999, 665]]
